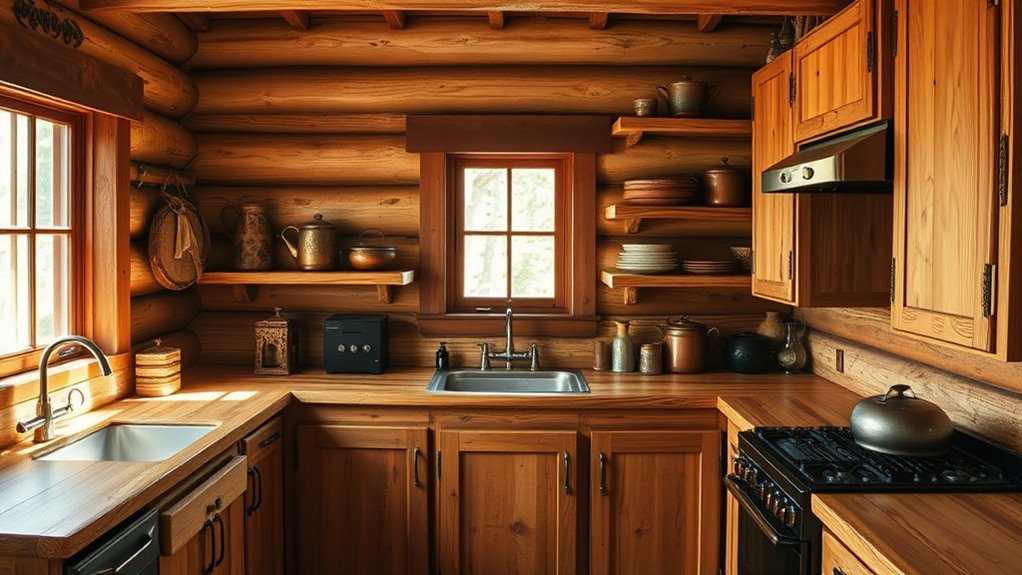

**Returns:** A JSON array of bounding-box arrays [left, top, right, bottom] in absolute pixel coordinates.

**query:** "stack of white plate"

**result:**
[[616, 244, 679, 274], [681, 260, 737, 274]]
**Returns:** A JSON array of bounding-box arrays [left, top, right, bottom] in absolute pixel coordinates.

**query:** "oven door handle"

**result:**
[[724, 474, 802, 548]]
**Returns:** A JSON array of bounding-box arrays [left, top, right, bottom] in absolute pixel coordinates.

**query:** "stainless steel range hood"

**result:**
[[762, 121, 892, 193]]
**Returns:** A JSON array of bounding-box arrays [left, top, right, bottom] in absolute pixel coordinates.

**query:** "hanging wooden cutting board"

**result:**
[[148, 194, 209, 290]]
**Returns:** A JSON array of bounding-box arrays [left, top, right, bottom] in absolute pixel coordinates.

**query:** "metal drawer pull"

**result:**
[[833, 568, 847, 575], [412, 447, 422, 487], [563, 452, 570, 495], [213, 512, 226, 568], [90, 533, 154, 575], [258, 432, 281, 449], [203, 519, 216, 575], [598, 452, 607, 495]]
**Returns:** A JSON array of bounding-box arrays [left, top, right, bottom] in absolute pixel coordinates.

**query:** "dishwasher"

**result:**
[[65, 508, 159, 575]]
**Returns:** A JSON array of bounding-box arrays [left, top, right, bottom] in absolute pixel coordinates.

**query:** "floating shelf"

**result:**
[[611, 117, 752, 147], [199, 270, 415, 304], [601, 271, 751, 305], [605, 204, 751, 234]]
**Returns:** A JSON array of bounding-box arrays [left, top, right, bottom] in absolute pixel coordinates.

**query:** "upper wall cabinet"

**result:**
[[891, 0, 1019, 358]]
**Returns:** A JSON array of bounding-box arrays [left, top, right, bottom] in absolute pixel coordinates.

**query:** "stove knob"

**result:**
[[337, 344, 346, 353], [349, 344, 359, 353], [784, 507, 797, 527], [764, 491, 774, 508], [756, 483, 768, 499], [362, 344, 372, 353], [746, 468, 758, 483], [732, 457, 744, 476]]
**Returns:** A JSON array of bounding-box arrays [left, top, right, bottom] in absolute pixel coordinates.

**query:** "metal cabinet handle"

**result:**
[[562, 452, 570, 495], [213, 512, 226, 569], [833, 568, 847, 575], [89, 533, 154, 575], [202, 519, 216, 575], [412, 447, 422, 487], [598, 452, 607, 495], [258, 432, 281, 449], [247, 466, 262, 515]]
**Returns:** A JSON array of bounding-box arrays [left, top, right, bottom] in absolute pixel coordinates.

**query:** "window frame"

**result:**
[[448, 153, 571, 314]]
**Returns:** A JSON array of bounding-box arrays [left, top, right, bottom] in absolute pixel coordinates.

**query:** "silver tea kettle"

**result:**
[[849, 384, 953, 456]]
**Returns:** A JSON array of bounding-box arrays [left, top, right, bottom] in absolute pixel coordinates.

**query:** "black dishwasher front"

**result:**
[[65, 508, 159, 575]]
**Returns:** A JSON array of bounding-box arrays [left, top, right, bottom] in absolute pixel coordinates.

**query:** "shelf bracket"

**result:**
[[377, 285, 394, 304], [231, 285, 257, 303], [623, 218, 642, 234], [622, 287, 638, 305], [625, 132, 645, 147]]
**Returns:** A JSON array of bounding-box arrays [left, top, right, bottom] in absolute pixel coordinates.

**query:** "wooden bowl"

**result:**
[[348, 246, 397, 270]]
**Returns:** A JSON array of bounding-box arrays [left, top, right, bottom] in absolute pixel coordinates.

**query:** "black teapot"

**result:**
[[724, 332, 775, 374]]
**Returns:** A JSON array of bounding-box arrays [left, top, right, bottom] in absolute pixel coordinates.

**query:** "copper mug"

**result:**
[[659, 317, 720, 374]]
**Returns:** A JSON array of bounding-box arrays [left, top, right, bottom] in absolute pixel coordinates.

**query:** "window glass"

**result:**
[[511, 168, 556, 232], [464, 235, 508, 298], [511, 236, 555, 298], [464, 168, 507, 232]]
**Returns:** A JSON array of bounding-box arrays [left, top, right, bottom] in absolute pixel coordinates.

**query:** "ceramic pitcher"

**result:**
[[221, 205, 273, 270]]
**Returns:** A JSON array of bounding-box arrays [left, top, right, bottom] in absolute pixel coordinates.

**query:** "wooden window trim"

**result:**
[[419, 152, 597, 338]]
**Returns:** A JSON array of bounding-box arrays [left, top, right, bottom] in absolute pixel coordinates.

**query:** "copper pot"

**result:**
[[348, 229, 397, 271], [704, 158, 747, 207], [656, 78, 720, 117], [658, 316, 719, 374]]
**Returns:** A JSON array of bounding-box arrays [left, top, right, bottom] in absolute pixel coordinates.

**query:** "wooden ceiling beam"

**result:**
[[696, 14, 723, 32], [487, 11, 504, 29], [177, 13, 210, 32], [382, 10, 407, 29], [281, 10, 311, 30], [588, 12, 609, 29], [80, 1, 849, 16]]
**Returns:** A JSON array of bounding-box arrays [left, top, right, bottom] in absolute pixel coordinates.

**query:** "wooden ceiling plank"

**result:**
[[281, 10, 311, 30], [696, 14, 723, 32], [177, 13, 210, 32], [382, 10, 407, 29], [79, 1, 850, 17], [488, 11, 505, 29], [588, 12, 609, 29]]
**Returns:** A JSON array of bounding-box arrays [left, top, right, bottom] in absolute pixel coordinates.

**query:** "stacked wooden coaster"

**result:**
[[136, 339, 181, 397], [623, 178, 699, 205]]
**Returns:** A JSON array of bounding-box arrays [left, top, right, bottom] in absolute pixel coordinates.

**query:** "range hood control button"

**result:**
[[337, 344, 346, 353], [779, 171, 792, 184], [802, 166, 815, 180], [349, 344, 359, 353]]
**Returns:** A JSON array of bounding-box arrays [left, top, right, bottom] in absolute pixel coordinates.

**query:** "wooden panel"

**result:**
[[187, 18, 771, 69], [822, 529, 876, 575], [294, 424, 429, 575], [724, 422, 739, 575], [406, 115, 612, 153], [792, 0, 876, 142], [242, 418, 284, 575], [439, 430, 578, 575], [891, 0, 998, 351], [159, 497, 246, 574], [185, 113, 407, 134], [590, 430, 720, 575], [192, 67, 752, 118], [750, 53, 795, 303], [160, 455, 248, 556]]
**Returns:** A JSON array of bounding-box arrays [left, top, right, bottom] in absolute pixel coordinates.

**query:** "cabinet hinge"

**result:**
[[982, 264, 997, 318], [788, 72, 796, 107], [436, 450, 442, 481], [866, 30, 875, 73], [787, 251, 793, 280], [750, 249, 755, 275], [998, 133, 1009, 206], [891, 9, 899, 58], [890, 257, 896, 303]]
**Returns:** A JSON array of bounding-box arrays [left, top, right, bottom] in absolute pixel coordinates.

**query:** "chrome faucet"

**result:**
[[16, 336, 111, 443], [482, 307, 540, 370]]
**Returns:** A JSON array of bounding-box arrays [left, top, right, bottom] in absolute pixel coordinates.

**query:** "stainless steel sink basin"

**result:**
[[427, 369, 589, 395], [35, 424, 216, 462]]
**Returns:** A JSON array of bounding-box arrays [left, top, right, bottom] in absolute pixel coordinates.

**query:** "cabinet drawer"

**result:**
[[241, 417, 282, 463], [160, 455, 248, 556], [822, 529, 875, 575]]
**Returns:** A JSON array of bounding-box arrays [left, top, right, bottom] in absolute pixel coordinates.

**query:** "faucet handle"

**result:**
[[477, 343, 490, 371], [64, 388, 85, 412], [530, 343, 541, 371]]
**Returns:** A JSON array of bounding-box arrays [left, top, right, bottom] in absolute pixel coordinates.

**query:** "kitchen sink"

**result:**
[[427, 369, 589, 395], [34, 424, 216, 462]]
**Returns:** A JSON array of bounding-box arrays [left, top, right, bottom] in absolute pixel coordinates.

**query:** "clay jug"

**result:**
[[221, 205, 272, 270]]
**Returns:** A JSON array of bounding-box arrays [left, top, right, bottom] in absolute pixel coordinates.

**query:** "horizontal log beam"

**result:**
[[187, 18, 770, 69], [597, 136, 750, 183], [131, 288, 200, 344], [80, 0, 848, 16], [184, 113, 407, 134], [130, 111, 197, 168], [178, 13, 210, 32], [59, 0, 197, 63], [129, 185, 161, 238], [193, 66, 752, 117], [130, 241, 163, 297]]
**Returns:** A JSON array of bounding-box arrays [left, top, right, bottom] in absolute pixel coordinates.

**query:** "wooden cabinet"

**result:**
[[159, 455, 248, 575], [241, 417, 284, 575], [724, 422, 740, 575], [589, 430, 720, 575], [891, 0, 1002, 353], [821, 529, 876, 575], [437, 429, 579, 575], [293, 423, 429, 575]]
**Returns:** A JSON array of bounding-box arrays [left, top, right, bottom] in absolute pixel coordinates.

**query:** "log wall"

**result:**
[[185, 15, 786, 368]]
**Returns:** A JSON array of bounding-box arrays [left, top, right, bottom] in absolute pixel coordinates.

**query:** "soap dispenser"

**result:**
[[611, 321, 635, 373], [435, 342, 450, 370]]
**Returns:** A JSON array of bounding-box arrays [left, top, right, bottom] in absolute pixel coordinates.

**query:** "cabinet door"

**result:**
[[821, 530, 877, 575], [438, 430, 578, 575], [793, 0, 877, 142], [724, 423, 740, 575], [590, 430, 721, 575], [752, 53, 797, 304], [159, 499, 246, 575], [242, 418, 284, 575], [294, 424, 429, 575], [892, 0, 1000, 351]]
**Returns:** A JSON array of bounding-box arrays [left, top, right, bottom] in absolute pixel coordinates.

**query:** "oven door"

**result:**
[[725, 475, 810, 575]]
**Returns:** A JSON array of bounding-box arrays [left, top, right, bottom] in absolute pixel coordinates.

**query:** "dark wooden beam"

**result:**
[[177, 13, 210, 32], [696, 14, 723, 32], [280, 10, 311, 30], [382, 10, 407, 29], [80, 1, 850, 16], [488, 11, 505, 29], [588, 12, 609, 29]]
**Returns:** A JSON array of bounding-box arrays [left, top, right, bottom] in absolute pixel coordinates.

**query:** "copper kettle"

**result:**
[[280, 214, 337, 271], [658, 317, 719, 374]]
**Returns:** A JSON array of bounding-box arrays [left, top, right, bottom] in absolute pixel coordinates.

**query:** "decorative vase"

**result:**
[[611, 321, 635, 373], [756, 311, 787, 351], [778, 321, 808, 374], [221, 204, 273, 270], [724, 332, 775, 374]]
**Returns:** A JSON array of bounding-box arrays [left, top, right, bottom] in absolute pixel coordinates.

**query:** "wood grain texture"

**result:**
[[132, 329, 201, 369], [814, 492, 1022, 575], [160, 455, 247, 556], [131, 288, 201, 344], [184, 113, 407, 134], [159, 495, 245, 574], [406, 115, 612, 153], [199, 270, 414, 286], [130, 241, 162, 297], [129, 185, 162, 239], [58, 0, 197, 63], [186, 18, 772, 69], [130, 110, 197, 169], [822, 529, 875, 575]]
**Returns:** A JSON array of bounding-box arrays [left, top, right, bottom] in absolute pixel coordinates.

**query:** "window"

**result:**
[[451, 154, 569, 313], [0, 95, 83, 374]]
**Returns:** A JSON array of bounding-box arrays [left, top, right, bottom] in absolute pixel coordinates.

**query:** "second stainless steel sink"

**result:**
[[427, 369, 589, 395], [35, 424, 216, 462]]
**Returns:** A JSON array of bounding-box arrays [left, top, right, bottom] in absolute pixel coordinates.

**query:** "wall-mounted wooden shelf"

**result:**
[[605, 204, 751, 234], [199, 270, 415, 304], [601, 271, 751, 305], [611, 117, 752, 147]]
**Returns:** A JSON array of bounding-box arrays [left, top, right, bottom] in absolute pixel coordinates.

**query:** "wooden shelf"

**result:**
[[199, 270, 415, 303], [605, 204, 751, 234], [601, 271, 751, 304], [611, 117, 752, 147]]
